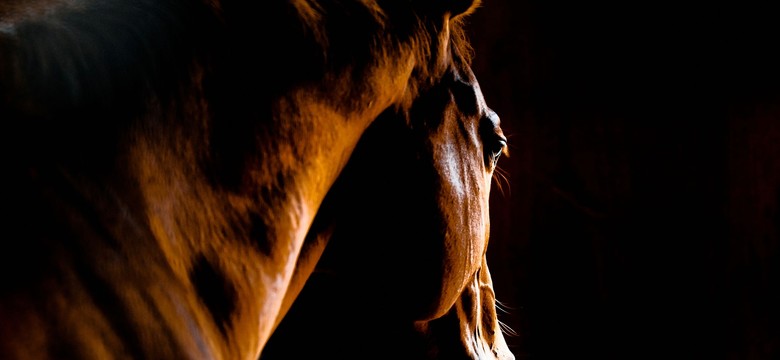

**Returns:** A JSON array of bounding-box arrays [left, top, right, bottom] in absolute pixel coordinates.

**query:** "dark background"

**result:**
[[467, 1, 780, 359]]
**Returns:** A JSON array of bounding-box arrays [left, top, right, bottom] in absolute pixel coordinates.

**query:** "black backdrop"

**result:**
[[467, 1, 779, 359]]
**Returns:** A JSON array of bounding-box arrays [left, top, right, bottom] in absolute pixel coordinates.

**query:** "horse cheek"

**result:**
[[468, 165, 492, 291], [435, 152, 482, 316]]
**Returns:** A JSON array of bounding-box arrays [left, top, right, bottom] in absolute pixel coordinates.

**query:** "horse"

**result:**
[[0, 0, 484, 358], [261, 31, 514, 359]]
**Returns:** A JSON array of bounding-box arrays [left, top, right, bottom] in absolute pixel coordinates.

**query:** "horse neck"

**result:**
[[0, 88, 385, 360], [123, 87, 397, 357]]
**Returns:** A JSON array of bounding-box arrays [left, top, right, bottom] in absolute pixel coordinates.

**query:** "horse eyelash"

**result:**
[[492, 166, 511, 198]]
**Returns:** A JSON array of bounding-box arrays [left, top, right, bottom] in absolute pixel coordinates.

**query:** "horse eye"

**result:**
[[485, 133, 507, 168], [479, 111, 506, 168], [488, 134, 507, 167]]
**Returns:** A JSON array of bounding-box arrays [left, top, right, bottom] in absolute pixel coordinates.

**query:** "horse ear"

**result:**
[[409, 0, 481, 21], [448, 0, 482, 19]]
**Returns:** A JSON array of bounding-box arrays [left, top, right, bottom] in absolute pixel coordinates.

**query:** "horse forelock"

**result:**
[[392, 13, 474, 118]]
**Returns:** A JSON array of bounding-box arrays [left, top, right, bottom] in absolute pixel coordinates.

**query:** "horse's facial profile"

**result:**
[[405, 64, 507, 319], [263, 40, 513, 359], [318, 59, 507, 321]]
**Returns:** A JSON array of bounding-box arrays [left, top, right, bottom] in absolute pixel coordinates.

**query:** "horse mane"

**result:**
[[0, 0, 478, 168], [0, 0, 478, 113], [284, 0, 479, 111]]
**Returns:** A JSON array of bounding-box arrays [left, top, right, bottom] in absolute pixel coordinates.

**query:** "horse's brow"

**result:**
[[451, 79, 480, 117]]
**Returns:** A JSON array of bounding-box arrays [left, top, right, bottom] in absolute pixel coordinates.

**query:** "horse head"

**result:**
[[264, 25, 514, 359]]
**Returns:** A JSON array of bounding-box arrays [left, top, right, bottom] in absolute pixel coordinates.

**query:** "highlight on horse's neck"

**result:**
[[125, 92, 388, 355]]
